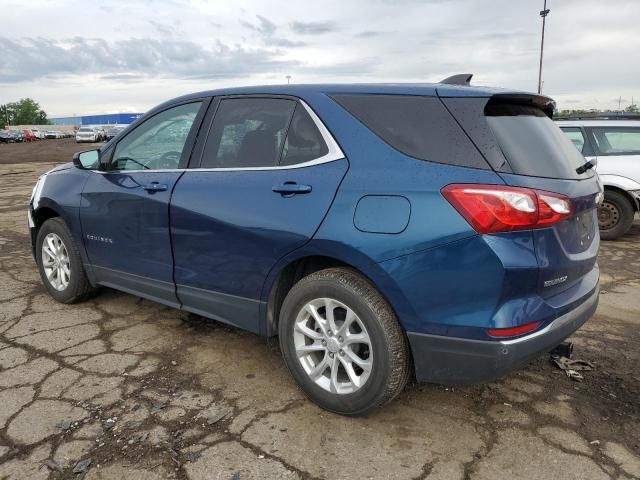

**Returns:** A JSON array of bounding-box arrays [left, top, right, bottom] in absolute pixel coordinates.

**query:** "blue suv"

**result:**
[[29, 80, 601, 415]]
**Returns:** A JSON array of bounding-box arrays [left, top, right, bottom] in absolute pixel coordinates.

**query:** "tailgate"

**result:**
[[442, 93, 601, 297]]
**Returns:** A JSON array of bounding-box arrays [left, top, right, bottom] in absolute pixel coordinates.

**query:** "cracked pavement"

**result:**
[[1, 162, 639, 479]]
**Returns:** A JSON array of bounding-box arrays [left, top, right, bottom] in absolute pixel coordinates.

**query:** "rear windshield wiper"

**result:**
[[576, 160, 596, 175]]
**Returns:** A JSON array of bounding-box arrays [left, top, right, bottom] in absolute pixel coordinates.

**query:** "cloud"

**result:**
[[354, 31, 385, 38], [290, 21, 338, 35], [263, 37, 307, 48], [241, 14, 277, 36], [0, 37, 299, 83]]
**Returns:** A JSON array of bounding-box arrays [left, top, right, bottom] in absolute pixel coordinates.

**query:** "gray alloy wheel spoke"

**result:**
[[304, 303, 328, 336], [343, 333, 368, 346], [338, 355, 362, 387], [294, 321, 323, 341], [344, 348, 372, 373], [41, 233, 70, 291], [336, 310, 356, 338], [295, 342, 325, 357], [329, 355, 340, 393], [308, 354, 330, 380], [324, 298, 339, 333], [293, 297, 373, 395]]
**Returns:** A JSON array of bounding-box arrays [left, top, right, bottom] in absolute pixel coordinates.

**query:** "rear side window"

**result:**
[[560, 127, 586, 153], [280, 104, 328, 166], [484, 101, 591, 179], [589, 127, 640, 155], [330, 94, 489, 169], [202, 98, 295, 168]]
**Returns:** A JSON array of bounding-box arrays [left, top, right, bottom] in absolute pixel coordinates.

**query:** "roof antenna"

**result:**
[[440, 73, 473, 86]]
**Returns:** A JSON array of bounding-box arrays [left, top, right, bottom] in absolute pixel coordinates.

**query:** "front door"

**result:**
[[170, 97, 348, 331], [80, 100, 206, 306]]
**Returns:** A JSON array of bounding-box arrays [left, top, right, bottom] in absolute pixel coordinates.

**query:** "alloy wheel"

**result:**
[[293, 297, 373, 394], [41, 233, 71, 291]]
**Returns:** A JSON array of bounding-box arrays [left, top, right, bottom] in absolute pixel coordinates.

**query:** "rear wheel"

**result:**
[[598, 190, 635, 240], [278, 268, 410, 415], [36, 218, 95, 303]]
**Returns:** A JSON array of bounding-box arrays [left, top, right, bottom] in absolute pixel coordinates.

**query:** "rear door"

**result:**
[[443, 96, 601, 298], [170, 96, 347, 332]]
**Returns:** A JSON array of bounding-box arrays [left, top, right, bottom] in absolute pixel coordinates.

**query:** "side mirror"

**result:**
[[73, 149, 100, 170]]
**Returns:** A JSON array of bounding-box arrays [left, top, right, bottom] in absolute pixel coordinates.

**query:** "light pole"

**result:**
[[286, 75, 291, 85], [537, 0, 550, 94]]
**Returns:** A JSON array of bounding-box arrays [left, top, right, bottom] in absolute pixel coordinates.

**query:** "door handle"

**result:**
[[142, 182, 168, 192], [272, 182, 312, 196]]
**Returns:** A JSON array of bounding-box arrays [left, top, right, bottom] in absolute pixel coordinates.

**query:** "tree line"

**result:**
[[0, 98, 50, 129]]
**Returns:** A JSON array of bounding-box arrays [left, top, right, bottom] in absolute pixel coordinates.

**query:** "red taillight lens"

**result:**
[[441, 184, 573, 234], [486, 321, 541, 338]]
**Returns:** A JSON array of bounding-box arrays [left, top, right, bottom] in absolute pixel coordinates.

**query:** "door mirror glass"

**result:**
[[73, 149, 100, 170]]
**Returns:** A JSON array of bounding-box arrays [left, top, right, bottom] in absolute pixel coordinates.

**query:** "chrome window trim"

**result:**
[[95, 99, 345, 174]]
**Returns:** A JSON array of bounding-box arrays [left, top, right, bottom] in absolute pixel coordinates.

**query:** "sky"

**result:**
[[1, 0, 638, 117]]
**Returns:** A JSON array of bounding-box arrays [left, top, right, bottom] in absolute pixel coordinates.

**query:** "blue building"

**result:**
[[50, 113, 143, 126]]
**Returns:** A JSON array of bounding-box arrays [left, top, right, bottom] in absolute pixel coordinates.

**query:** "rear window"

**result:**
[[330, 94, 489, 169], [484, 101, 592, 179], [78, 127, 92, 132], [589, 127, 640, 155]]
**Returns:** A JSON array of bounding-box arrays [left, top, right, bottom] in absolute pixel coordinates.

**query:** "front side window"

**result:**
[[589, 127, 640, 155], [202, 98, 296, 168], [560, 127, 586, 153], [112, 102, 202, 171]]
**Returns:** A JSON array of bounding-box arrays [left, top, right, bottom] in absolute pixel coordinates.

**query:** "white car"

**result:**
[[75, 127, 98, 143], [557, 120, 640, 239], [31, 129, 45, 139]]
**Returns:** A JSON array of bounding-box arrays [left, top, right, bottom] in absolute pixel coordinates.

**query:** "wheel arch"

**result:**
[[260, 245, 417, 339], [603, 184, 639, 211], [30, 205, 62, 256]]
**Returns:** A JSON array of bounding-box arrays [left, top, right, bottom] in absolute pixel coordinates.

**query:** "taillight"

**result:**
[[486, 321, 541, 338], [441, 184, 573, 234]]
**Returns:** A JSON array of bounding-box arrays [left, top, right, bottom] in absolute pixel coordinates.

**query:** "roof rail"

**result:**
[[440, 73, 473, 86]]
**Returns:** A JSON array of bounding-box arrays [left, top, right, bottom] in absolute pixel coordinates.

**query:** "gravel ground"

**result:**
[[0, 157, 639, 479], [0, 138, 103, 165]]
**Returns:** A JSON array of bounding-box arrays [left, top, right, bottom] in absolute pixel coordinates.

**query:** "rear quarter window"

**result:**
[[330, 94, 489, 169]]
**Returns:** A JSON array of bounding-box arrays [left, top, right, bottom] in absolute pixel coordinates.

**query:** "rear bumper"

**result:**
[[408, 285, 599, 384]]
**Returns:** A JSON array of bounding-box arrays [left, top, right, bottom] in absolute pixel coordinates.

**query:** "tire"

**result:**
[[278, 268, 411, 416], [36, 218, 95, 303], [598, 190, 635, 240]]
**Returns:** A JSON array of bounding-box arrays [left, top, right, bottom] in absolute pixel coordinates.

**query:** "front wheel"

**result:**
[[278, 268, 411, 415], [36, 218, 96, 303], [598, 190, 635, 240]]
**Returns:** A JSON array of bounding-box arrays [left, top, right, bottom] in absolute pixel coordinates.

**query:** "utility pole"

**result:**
[[537, 0, 550, 94], [286, 75, 291, 85]]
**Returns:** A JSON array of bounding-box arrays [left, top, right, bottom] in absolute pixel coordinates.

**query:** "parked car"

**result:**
[[105, 125, 125, 140], [29, 81, 600, 415], [76, 127, 99, 143], [22, 129, 37, 142], [31, 129, 45, 140], [9, 130, 24, 142], [44, 131, 58, 139], [0, 130, 14, 143], [557, 120, 640, 239]]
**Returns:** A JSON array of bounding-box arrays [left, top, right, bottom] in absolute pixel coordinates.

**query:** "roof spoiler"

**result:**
[[440, 73, 473, 86]]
